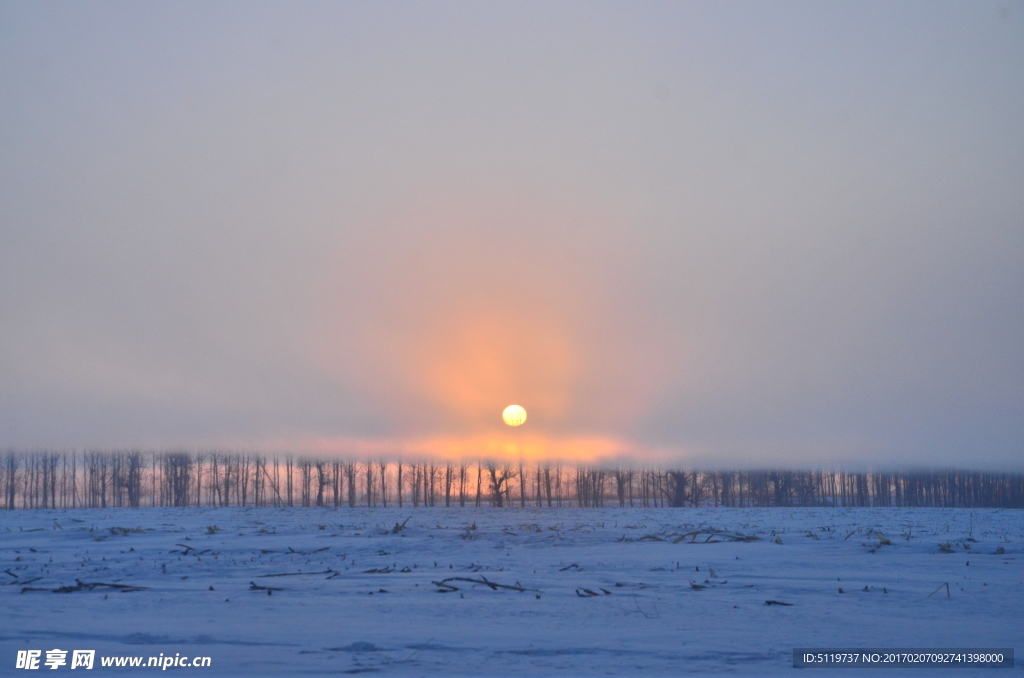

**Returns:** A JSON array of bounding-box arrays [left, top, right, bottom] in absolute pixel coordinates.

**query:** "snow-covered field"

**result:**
[[2, 507, 1021, 676]]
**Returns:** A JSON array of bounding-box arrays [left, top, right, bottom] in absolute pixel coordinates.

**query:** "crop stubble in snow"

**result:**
[[1, 507, 1021, 676]]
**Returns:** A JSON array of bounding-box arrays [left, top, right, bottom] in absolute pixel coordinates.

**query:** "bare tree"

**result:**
[[346, 462, 357, 507], [519, 461, 526, 507], [444, 463, 453, 507], [427, 463, 437, 506], [4, 452, 18, 510], [475, 461, 483, 507], [396, 461, 404, 507], [315, 461, 327, 506], [614, 468, 634, 507], [486, 462, 512, 507], [365, 461, 374, 507], [163, 453, 192, 507], [458, 462, 468, 507], [412, 464, 420, 507]]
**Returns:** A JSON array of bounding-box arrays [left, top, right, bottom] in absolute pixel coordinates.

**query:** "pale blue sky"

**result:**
[[1, 1, 1022, 467]]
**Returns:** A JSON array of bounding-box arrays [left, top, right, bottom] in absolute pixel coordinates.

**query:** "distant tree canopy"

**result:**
[[2, 450, 1022, 510]]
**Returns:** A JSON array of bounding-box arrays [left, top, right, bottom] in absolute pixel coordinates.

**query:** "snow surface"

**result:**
[[2, 507, 1021, 677]]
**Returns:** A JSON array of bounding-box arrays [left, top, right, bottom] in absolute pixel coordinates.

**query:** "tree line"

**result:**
[[2, 451, 1022, 510]]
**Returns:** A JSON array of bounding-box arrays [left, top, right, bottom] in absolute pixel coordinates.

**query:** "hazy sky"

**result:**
[[2, 1, 1022, 468]]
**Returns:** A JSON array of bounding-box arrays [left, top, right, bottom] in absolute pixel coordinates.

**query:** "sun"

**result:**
[[502, 404, 527, 427]]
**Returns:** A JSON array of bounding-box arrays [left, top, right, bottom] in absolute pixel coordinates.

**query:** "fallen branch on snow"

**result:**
[[249, 581, 283, 592], [22, 579, 149, 594], [287, 547, 329, 555], [431, 576, 533, 593], [257, 569, 335, 578], [576, 587, 611, 597], [172, 544, 210, 555], [672, 531, 759, 544]]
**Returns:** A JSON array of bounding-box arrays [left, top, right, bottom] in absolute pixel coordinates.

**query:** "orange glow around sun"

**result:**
[[311, 194, 678, 455]]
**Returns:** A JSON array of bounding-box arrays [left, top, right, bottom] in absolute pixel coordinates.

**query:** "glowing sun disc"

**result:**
[[502, 404, 527, 427]]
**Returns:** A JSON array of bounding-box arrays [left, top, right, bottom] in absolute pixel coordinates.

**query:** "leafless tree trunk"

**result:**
[[475, 461, 482, 507], [396, 461, 404, 507], [332, 461, 340, 507], [364, 461, 374, 507], [427, 463, 437, 506], [486, 462, 511, 508], [4, 452, 17, 510], [412, 464, 419, 507], [315, 461, 327, 506], [444, 463, 453, 507], [458, 462, 467, 507], [346, 462, 357, 507], [286, 457, 294, 507], [519, 461, 526, 507]]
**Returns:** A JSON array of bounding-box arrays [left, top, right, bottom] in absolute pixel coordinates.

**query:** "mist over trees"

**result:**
[[2, 451, 1022, 510]]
